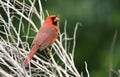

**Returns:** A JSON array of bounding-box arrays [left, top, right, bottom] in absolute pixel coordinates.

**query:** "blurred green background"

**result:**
[[41, 0, 120, 77], [0, 0, 120, 77]]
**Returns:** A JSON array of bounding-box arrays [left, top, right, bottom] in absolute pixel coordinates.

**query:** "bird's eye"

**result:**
[[51, 17, 56, 21], [51, 17, 58, 26]]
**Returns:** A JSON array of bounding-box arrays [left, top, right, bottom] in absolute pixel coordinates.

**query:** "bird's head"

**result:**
[[45, 15, 60, 26]]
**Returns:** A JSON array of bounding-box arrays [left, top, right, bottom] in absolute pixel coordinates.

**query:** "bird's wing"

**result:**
[[32, 25, 58, 50]]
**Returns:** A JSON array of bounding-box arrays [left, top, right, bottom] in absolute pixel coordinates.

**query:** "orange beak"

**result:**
[[54, 17, 60, 22]]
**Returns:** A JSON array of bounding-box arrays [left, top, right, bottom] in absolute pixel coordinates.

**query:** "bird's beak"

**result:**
[[54, 17, 60, 22]]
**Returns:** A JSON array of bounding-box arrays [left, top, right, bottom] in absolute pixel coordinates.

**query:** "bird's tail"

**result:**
[[23, 44, 40, 67]]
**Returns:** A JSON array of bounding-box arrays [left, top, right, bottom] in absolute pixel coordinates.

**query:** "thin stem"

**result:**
[[85, 61, 90, 77], [109, 30, 118, 77], [56, 39, 81, 77]]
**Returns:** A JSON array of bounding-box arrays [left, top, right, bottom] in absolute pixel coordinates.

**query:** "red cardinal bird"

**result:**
[[23, 15, 59, 67]]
